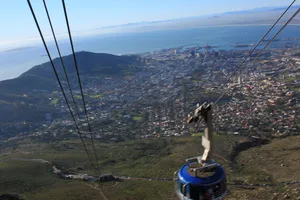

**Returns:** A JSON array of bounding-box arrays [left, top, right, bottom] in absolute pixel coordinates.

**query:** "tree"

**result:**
[[141, 111, 149, 123]]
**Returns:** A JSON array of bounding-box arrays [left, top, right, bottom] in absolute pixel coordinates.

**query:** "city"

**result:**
[[1, 1, 300, 199], [3, 39, 299, 143]]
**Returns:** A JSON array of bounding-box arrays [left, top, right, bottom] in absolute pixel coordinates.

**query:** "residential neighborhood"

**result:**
[[2, 39, 300, 142]]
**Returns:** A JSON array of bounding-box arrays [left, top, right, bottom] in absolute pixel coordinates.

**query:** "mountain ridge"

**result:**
[[0, 51, 144, 122], [96, 5, 300, 29], [0, 51, 143, 94]]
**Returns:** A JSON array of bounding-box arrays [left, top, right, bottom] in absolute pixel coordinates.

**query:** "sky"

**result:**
[[0, 0, 298, 49]]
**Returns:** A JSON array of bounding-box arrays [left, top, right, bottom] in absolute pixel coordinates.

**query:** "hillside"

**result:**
[[21, 51, 143, 78], [1, 135, 300, 199], [0, 51, 143, 94], [0, 51, 143, 123]]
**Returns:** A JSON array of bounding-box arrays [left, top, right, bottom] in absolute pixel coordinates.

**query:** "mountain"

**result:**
[[0, 51, 144, 122], [95, 5, 300, 30], [22, 51, 143, 80], [88, 5, 300, 35], [0, 51, 143, 94], [269, 5, 300, 11], [220, 6, 299, 15]]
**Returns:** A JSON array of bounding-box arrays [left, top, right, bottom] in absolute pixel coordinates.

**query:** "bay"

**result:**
[[0, 25, 299, 81]]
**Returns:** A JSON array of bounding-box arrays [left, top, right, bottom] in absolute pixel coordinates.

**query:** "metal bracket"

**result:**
[[190, 163, 218, 174], [186, 102, 214, 164], [186, 156, 201, 163], [187, 102, 211, 124]]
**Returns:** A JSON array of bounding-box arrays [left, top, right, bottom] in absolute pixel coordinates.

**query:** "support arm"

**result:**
[[187, 103, 213, 163]]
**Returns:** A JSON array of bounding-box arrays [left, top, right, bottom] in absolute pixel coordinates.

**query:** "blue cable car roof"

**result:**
[[178, 161, 226, 186]]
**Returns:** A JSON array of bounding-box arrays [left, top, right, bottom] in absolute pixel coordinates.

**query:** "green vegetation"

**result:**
[[50, 98, 59, 105], [1, 135, 300, 199], [1, 135, 238, 175], [0, 159, 104, 200], [236, 136, 300, 183], [74, 95, 82, 100], [0, 161, 56, 195], [24, 181, 103, 200], [284, 76, 296, 82], [133, 116, 142, 121], [191, 132, 203, 137], [20, 52, 144, 80], [226, 136, 300, 199], [98, 180, 175, 200], [291, 87, 300, 91], [0, 52, 145, 123], [90, 94, 103, 99]]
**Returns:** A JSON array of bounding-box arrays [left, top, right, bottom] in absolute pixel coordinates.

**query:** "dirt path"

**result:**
[[9, 156, 300, 189], [11, 158, 51, 164], [85, 183, 108, 200]]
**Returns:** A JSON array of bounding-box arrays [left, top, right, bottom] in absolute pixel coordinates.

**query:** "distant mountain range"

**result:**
[[88, 5, 300, 35], [221, 5, 300, 16], [97, 5, 300, 30]]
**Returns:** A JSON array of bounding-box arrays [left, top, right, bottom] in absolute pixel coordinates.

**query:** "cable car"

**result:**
[[175, 103, 227, 200]]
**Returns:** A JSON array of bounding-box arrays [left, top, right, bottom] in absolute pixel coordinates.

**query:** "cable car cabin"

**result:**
[[177, 103, 227, 199], [175, 160, 227, 200]]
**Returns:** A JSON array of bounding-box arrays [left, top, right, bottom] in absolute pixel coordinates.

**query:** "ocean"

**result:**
[[0, 25, 300, 81]]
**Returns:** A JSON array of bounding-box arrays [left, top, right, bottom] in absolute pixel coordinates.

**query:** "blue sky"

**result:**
[[0, 0, 297, 49]]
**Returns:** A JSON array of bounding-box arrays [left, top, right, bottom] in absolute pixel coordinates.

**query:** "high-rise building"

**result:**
[[238, 75, 241, 85]]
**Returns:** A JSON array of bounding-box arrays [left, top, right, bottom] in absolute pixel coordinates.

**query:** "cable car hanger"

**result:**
[[175, 102, 227, 200]]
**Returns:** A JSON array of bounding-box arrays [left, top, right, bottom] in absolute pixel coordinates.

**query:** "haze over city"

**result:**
[[0, 0, 299, 49], [0, 1, 300, 199]]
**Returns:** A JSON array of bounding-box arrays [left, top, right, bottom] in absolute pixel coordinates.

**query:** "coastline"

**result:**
[[0, 24, 300, 81]]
